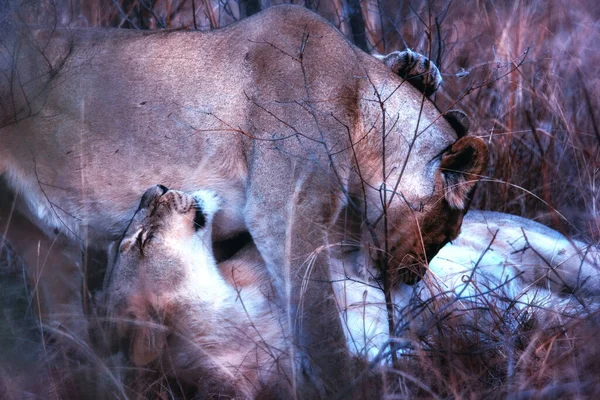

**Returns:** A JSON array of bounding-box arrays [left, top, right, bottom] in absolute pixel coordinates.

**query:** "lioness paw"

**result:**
[[376, 49, 442, 96]]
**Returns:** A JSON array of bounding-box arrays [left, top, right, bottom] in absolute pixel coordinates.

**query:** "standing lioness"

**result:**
[[0, 5, 488, 393]]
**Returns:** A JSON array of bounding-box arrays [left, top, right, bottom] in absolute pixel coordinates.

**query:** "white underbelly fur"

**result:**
[[332, 211, 600, 363]]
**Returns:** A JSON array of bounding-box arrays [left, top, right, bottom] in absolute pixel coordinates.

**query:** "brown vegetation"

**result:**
[[1, 0, 599, 398]]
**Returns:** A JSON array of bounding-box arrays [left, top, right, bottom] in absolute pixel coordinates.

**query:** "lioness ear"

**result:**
[[440, 136, 489, 210]]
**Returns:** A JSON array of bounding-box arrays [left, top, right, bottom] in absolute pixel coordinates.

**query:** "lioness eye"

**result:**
[[142, 232, 154, 247], [135, 229, 154, 253], [135, 230, 145, 252]]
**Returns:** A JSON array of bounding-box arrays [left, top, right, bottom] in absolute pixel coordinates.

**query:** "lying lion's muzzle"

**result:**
[[135, 184, 197, 221], [138, 184, 169, 209], [122, 186, 202, 247]]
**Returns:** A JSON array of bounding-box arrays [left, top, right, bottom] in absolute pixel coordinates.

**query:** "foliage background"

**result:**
[[1, 0, 599, 398]]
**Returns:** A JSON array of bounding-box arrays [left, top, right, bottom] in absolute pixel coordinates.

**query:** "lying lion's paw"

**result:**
[[376, 49, 442, 96], [191, 190, 221, 222]]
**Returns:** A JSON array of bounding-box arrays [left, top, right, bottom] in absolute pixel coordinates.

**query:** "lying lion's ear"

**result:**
[[440, 136, 489, 210], [130, 312, 167, 367]]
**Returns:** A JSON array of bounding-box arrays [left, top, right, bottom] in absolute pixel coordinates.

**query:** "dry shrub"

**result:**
[[380, 290, 600, 398]]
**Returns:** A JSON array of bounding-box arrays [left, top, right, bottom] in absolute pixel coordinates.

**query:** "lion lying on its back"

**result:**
[[104, 185, 290, 398]]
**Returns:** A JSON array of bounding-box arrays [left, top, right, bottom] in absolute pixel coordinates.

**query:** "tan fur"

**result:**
[[0, 5, 488, 392], [219, 244, 271, 288]]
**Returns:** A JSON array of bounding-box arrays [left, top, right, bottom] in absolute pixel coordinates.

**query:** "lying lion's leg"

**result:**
[[374, 49, 443, 96], [430, 211, 600, 301], [330, 211, 600, 364]]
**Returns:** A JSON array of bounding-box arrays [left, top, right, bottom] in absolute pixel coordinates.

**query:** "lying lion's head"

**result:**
[[104, 184, 220, 367], [102, 186, 289, 397]]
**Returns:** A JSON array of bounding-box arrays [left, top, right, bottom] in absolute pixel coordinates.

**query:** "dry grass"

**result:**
[[424, 0, 600, 242], [382, 286, 600, 398], [1, 0, 599, 398]]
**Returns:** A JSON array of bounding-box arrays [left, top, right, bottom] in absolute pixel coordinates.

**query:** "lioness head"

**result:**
[[338, 110, 489, 285], [104, 184, 220, 367]]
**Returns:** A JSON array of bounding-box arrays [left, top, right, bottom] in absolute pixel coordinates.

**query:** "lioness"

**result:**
[[0, 5, 488, 392], [104, 185, 289, 398]]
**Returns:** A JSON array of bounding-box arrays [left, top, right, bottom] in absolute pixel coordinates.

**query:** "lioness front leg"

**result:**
[[375, 49, 443, 96], [243, 164, 350, 396]]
